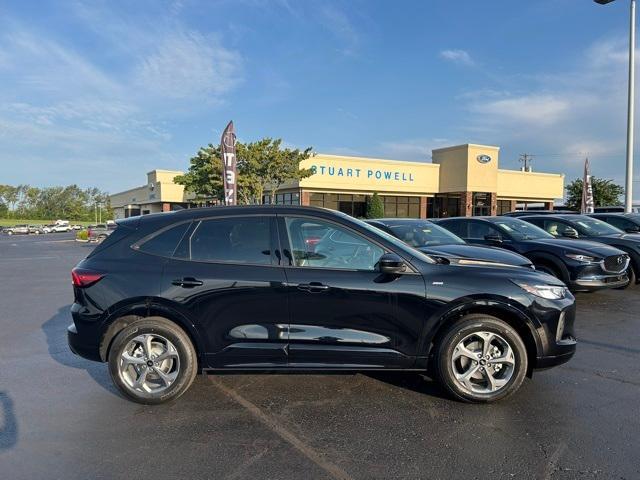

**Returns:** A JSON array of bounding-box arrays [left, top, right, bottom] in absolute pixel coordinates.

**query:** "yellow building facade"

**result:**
[[110, 144, 565, 219]]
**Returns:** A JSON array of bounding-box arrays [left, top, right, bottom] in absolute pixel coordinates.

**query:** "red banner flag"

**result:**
[[221, 121, 237, 206]]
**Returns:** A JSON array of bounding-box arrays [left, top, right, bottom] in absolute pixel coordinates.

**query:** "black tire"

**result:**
[[616, 263, 637, 290], [108, 317, 197, 405], [434, 314, 528, 403]]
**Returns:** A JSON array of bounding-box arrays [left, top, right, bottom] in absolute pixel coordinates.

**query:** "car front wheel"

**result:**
[[434, 314, 528, 403], [108, 317, 197, 404]]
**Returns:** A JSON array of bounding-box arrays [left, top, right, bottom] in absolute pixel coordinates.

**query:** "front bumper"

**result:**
[[535, 348, 576, 369], [573, 272, 629, 290]]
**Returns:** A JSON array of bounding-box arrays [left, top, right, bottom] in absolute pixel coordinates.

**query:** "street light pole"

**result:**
[[625, 0, 636, 212], [595, 0, 636, 212]]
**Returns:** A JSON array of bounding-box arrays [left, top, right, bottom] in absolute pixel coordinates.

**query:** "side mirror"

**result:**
[[377, 253, 407, 274], [484, 233, 503, 243], [561, 228, 579, 238]]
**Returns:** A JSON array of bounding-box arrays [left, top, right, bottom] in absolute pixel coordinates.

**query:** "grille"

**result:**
[[603, 254, 629, 273]]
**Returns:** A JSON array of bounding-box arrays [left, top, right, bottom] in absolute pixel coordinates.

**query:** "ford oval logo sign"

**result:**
[[477, 154, 492, 164]]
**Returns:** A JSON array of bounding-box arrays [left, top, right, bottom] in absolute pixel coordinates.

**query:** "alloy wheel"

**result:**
[[118, 333, 180, 395], [451, 331, 515, 394]]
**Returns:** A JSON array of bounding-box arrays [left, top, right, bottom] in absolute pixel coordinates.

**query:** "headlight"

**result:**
[[512, 281, 568, 300], [565, 253, 597, 263]]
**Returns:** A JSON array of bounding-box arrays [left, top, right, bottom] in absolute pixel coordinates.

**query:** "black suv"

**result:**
[[518, 214, 640, 287], [588, 213, 640, 234], [435, 216, 630, 291], [366, 218, 533, 268], [69, 206, 576, 404]]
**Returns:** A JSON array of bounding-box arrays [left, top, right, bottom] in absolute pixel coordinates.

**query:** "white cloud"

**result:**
[[135, 32, 242, 100], [318, 5, 360, 56], [440, 49, 474, 66], [472, 94, 570, 127]]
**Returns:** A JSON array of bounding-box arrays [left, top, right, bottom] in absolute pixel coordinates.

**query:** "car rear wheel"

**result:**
[[434, 314, 528, 403], [108, 317, 197, 404]]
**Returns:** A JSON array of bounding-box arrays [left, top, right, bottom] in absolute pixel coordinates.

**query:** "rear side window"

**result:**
[[441, 220, 467, 238], [185, 217, 272, 265], [137, 222, 190, 257]]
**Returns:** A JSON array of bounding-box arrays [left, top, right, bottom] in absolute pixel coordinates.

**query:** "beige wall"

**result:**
[[110, 170, 189, 208], [298, 154, 440, 195], [432, 144, 500, 193], [496, 170, 564, 201]]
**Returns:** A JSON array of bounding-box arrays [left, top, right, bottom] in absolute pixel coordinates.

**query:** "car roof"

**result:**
[[367, 218, 434, 224]]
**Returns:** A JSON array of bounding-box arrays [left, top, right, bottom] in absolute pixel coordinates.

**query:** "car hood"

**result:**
[[520, 238, 625, 257], [417, 244, 532, 267]]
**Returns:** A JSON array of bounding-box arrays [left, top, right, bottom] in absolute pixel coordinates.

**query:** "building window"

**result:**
[[432, 194, 461, 218], [472, 192, 491, 216], [263, 191, 301, 205], [497, 200, 512, 215], [381, 196, 420, 218]]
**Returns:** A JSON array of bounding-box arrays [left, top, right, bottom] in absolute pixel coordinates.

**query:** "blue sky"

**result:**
[[0, 0, 637, 198]]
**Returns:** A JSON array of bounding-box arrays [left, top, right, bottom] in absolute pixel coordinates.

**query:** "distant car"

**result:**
[[502, 210, 577, 217], [588, 213, 640, 234], [518, 214, 640, 288], [71, 224, 83, 230], [435, 216, 630, 292], [5, 224, 30, 235], [87, 224, 114, 241], [28, 225, 45, 235], [41, 225, 55, 233], [366, 218, 534, 268], [51, 224, 71, 233], [594, 205, 640, 213]]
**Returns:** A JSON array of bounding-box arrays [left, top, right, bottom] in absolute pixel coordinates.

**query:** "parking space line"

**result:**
[[209, 377, 354, 480]]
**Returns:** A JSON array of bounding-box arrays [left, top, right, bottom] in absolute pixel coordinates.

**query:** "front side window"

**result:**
[[542, 220, 575, 238], [187, 217, 272, 265], [284, 217, 384, 271], [468, 221, 498, 240], [571, 217, 624, 236]]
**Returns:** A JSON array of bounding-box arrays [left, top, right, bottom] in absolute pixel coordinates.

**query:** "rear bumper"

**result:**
[[68, 323, 101, 362]]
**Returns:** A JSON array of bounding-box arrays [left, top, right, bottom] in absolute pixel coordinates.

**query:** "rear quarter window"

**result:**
[[135, 222, 191, 258]]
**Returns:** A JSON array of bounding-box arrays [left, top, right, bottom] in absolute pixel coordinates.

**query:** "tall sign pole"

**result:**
[[581, 158, 595, 214], [220, 121, 237, 206], [625, 0, 636, 212]]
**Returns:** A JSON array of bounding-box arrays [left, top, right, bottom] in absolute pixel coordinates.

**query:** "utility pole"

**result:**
[[594, 0, 636, 212], [519, 154, 533, 172]]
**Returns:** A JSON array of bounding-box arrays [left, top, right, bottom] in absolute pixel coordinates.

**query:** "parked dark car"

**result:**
[[588, 213, 640, 234], [366, 218, 533, 268], [518, 214, 640, 287], [68, 206, 577, 405], [28, 225, 45, 234], [435, 216, 630, 291], [87, 223, 115, 241]]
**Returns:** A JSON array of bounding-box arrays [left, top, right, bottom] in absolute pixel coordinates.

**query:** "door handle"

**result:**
[[297, 282, 330, 293], [172, 277, 203, 288]]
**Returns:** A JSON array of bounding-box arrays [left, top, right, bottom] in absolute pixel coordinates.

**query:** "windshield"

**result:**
[[339, 213, 436, 264], [382, 220, 465, 246], [571, 217, 624, 236], [491, 218, 553, 240]]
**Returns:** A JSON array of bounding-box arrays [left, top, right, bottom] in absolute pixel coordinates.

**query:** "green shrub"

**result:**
[[366, 192, 384, 219], [76, 230, 89, 241]]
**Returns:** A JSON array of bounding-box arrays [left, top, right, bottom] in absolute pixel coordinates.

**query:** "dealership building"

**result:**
[[109, 143, 565, 219]]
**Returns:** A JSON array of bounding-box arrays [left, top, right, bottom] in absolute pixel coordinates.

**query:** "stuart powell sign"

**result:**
[[221, 121, 237, 206]]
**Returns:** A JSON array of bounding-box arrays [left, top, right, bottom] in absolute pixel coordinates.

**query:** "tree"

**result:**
[[565, 176, 624, 211], [175, 138, 314, 205], [366, 192, 385, 219]]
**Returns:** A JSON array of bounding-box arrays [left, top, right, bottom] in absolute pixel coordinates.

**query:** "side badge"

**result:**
[[432, 281, 444, 285]]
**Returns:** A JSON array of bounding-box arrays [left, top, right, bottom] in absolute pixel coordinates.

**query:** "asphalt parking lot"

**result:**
[[0, 233, 638, 480]]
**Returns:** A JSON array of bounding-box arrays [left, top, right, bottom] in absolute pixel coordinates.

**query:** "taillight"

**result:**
[[71, 268, 104, 288]]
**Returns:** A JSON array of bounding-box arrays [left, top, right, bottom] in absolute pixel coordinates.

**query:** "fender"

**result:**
[[98, 297, 206, 362], [417, 295, 544, 369], [525, 251, 570, 283]]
